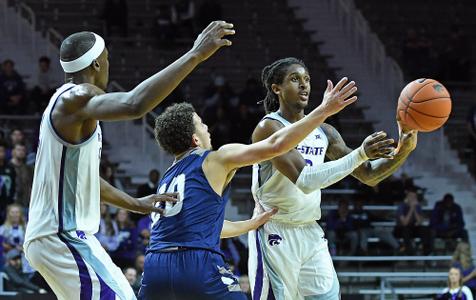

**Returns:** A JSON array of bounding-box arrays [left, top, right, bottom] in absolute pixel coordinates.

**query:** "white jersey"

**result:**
[[252, 112, 328, 224], [25, 83, 102, 244]]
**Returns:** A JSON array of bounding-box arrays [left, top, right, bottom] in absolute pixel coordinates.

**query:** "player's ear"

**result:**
[[191, 133, 200, 147], [271, 83, 281, 96], [92, 59, 100, 72]]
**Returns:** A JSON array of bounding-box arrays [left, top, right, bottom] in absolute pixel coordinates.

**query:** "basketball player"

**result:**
[[23, 21, 235, 300], [249, 57, 418, 300], [139, 74, 397, 299]]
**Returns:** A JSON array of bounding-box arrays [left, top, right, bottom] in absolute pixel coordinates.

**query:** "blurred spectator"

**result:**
[[9, 144, 33, 208], [154, 4, 176, 44], [135, 254, 145, 275], [0, 204, 26, 253], [173, 0, 195, 38], [202, 75, 236, 121], [111, 209, 137, 268], [7, 128, 32, 162], [31, 56, 60, 113], [101, 0, 128, 37], [239, 275, 252, 300], [123, 267, 140, 295], [0, 144, 16, 222], [137, 215, 151, 254], [0, 59, 26, 115], [326, 199, 358, 256], [350, 199, 399, 255], [197, 0, 222, 29], [232, 104, 256, 144], [467, 105, 476, 175], [452, 242, 476, 296], [431, 194, 468, 245], [220, 237, 247, 276], [101, 163, 124, 190], [136, 169, 160, 198], [394, 190, 433, 255], [3, 249, 47, 294], [437, 267, 474, 300], [96, 204, 120, 252], [209, 105, 231, 148]]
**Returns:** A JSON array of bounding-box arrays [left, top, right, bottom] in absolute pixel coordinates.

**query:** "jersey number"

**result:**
[[151, 174, 185, 227]]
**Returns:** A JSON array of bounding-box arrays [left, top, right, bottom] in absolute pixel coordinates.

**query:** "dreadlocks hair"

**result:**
[[260, 57, 308, 113], [154, 103, 196, 155]]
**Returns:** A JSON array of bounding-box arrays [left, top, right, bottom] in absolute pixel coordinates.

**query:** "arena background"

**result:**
[[0, 0, 475, 299]]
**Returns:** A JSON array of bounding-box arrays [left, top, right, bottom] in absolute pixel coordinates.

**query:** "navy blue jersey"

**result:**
[[148, 149, 230, 255]]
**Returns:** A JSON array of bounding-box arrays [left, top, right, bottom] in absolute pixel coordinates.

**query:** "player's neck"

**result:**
[[64, 72, 95, 86], [277, 109, 305, 123], [174, 147, 197, 162]]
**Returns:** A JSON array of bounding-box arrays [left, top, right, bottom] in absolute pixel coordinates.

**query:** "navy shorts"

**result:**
[[138, 248, 247, 300]]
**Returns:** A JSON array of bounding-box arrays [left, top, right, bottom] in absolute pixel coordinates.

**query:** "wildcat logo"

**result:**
[[268, 234, 283, 246], [433, 84, 443, 93]]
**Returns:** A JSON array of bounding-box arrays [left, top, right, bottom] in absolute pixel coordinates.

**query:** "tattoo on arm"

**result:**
[[322, 123, 412, 186]]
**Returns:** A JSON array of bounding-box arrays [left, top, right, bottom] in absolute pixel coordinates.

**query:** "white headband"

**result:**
[[60, 33, 105, 73]]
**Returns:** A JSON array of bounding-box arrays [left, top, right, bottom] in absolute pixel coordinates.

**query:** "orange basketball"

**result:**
[[396, 78, 452, 132]]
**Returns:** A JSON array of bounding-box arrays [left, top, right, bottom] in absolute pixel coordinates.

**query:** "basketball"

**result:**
[[397, 78, 452, 132]]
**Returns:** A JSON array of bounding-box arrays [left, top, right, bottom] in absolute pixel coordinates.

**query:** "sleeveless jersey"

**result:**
[[148, 149, 230, 255], [252, 112, 328, 224], [25, 83, 102, 243]]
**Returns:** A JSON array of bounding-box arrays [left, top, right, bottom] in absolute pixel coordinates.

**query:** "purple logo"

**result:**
[[268, 234, 282, 246], [76, 230, 87, 240], [315, 134, 321, 139]]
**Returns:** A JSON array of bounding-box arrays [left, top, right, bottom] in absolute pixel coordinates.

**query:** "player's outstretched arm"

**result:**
[[221, 208, 278, 238], [74, 21, 235, 121], [322, 121, 417, 186], [210, 78, 357, 172], [99, 178, 177, 214]]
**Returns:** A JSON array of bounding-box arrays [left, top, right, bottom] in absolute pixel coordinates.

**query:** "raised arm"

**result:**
[[322, 121, 417, 186], [69, 21, 235, 121]]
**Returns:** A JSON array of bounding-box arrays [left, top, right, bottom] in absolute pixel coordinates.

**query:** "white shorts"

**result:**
[[24, 230, 136, 300], [248, 221, 339, 300]]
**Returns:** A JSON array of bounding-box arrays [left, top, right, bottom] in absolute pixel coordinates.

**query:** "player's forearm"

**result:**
[[100, 178, 142, 213], [268, 106, 330, 156], [296, 147, 368, 194], [129, 51, 200, 116], [352, 148, 412, 186], [221, 220, 259, 238]]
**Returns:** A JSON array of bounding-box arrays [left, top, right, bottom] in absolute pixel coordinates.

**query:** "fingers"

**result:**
[[341, 96, 357, 106], [332, 77, 348, 92], [326, 80, 333, 93], [339, 85, 357, 100], [156, 194, 178, 203], [151, 207, 165, 215], [218, 39, 232, 46]]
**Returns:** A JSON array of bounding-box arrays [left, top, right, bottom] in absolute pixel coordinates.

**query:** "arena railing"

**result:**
[[0, 272, 18, 296]]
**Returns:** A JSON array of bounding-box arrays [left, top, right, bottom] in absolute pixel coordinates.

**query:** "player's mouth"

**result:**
[[298, 91, 309, 101]]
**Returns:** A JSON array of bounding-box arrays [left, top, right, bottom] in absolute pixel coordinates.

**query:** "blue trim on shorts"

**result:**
[[57, 233, 93, 300], [60, 232, 125, 299]]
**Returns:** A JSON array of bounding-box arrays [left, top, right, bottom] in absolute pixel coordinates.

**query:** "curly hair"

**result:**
[[261, 57, 308, 113], [154, 103, 196, 155]]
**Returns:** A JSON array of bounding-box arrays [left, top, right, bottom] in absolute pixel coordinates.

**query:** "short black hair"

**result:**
[[39, 56, 51, 64], [261, 57, 308, 113], [60, 32, 96, 63], [154, 103, 196, 155], [3, 59, 14, 67]]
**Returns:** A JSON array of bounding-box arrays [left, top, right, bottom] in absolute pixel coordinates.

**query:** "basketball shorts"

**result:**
[[24, 230, 136, 300], [248, 220, 339, 300], [138, 248, 247, 300]]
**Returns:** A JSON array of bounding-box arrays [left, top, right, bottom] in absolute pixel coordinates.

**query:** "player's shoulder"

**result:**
[[61, 83, 105, 106], [252, 117, 285, 143]]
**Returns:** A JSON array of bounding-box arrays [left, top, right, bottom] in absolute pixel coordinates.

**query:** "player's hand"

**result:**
[[135, 193, 179, 214], [190, 21, 235, 62], [395, 119, 418, 155], [319, 77, 358, 117], [361, 131, 395, 159], [251, 208, 278, 229]]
